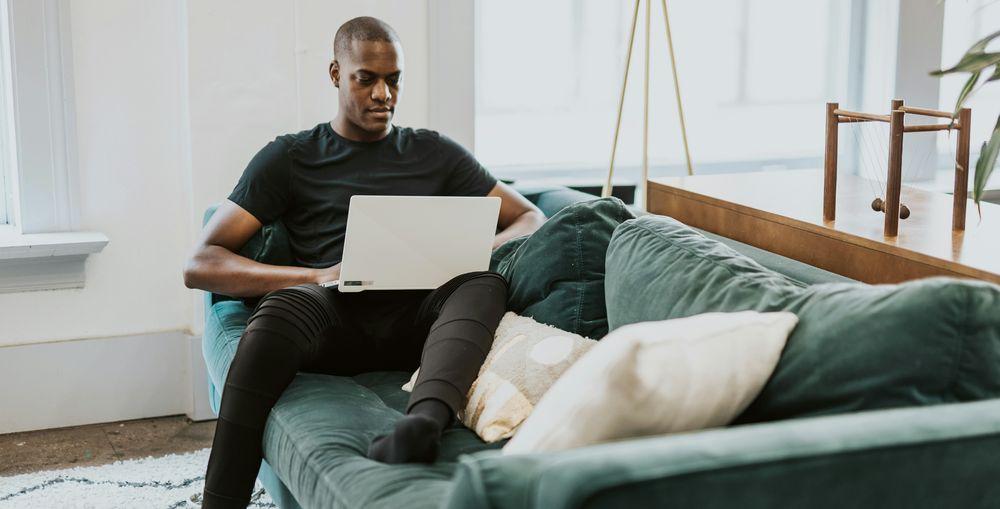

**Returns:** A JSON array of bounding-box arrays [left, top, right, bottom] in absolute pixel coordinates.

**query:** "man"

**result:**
[[184, 16, 545, 509]]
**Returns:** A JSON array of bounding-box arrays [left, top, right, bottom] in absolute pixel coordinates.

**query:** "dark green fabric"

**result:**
[[694, 227, 854, 285], [604, 215, 1000, 423], [203, 204, 293, 267], [259, 372, 501, 509], [445, 398, 1000, 509], [508, 186, 601, 218], [492, 197, 634, 339]]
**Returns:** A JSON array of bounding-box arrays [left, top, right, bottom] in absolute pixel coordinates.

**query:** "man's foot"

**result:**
[[367, 413, 442, 463]]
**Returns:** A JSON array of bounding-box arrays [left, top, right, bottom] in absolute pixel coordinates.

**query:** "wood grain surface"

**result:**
[[647, 170, 1000, 285]]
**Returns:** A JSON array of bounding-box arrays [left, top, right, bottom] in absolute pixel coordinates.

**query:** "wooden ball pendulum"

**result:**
[[871, 197, 910, 219]]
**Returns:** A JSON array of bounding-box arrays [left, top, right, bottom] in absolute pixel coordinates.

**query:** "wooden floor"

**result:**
[[0, 416, 216, 476]]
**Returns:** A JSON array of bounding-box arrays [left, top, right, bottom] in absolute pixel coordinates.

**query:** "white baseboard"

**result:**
[[0, 330, 215, 434], [186, 333, 216, 422]]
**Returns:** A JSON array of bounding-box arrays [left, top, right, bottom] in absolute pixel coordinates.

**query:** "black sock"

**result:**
[[367, 399, 453, 464]]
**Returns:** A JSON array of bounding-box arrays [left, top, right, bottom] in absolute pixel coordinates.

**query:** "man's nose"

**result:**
[[372, 80, 391, 103]]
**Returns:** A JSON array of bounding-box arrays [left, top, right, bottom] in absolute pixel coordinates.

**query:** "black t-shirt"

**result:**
[[227, 122, 498, 269]]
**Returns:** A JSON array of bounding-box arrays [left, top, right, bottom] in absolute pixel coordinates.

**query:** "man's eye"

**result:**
[[357, 76, 372, 84]]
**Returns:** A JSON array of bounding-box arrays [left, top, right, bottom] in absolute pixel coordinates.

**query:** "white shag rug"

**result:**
[[0, 448, 275, 509]]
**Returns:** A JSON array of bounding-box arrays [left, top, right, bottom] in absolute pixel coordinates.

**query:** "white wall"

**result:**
[[0, 1, 191, 347], [0, 0, 452, 433]]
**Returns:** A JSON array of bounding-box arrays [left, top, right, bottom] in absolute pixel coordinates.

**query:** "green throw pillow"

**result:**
[[493, 197, 635, 339], [203, 204, 293, 267], [605, 215, 1000, 423]]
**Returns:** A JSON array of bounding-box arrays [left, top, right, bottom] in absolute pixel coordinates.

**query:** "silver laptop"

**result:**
[[324, 195, 501, 292]]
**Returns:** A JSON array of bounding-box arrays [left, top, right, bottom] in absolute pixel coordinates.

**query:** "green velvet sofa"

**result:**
[[201, 185, 1000, 509]]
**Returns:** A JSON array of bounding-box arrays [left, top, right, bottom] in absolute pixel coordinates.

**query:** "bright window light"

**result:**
[[475, 0, 852, 178]]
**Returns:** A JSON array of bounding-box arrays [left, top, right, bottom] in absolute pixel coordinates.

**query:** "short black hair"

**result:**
[[334, 16, 401, 61]]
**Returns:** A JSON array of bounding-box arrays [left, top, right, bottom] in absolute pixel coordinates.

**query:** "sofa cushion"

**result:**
[[605, 215, 1000, 423], [203, 204, 293, 266], [492, 197, 634, 339], [403, 312, 596, 443], [261, 372, 500, 509], [503, 311, 796, 454]]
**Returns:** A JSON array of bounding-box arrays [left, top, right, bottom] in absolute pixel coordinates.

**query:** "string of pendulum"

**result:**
[[861, 121, 888, 198], [848, 122, 878, 198], [855, 120, 887, 200], [848, 120, 883, 200], [871, 119, 894, 196], [858, 122, 882, 198]]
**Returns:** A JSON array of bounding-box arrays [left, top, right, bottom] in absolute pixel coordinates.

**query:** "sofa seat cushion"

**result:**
[[605, 215, 1000, 424], [261, 371, 500, 509]]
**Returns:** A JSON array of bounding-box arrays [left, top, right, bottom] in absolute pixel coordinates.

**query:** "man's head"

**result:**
[[330, 17, 403, 140]]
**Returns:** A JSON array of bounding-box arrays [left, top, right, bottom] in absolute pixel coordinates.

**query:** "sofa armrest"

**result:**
[[445, 399, 1000, 509], [202, 295, 253, 414]]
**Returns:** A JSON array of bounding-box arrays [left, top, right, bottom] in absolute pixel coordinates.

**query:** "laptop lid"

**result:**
[[337, 195, 501, 292]]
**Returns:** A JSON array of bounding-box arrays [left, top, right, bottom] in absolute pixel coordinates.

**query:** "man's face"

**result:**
[[330, 40, 403, 135]]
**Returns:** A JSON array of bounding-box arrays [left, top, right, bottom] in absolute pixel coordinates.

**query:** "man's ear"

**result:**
[[329, 60, 340, 88]]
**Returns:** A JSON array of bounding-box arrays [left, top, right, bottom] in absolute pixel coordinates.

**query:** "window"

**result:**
[[0, 0, 107, 293], [474, 0, 853, 180], [0, 0, 83, 235]]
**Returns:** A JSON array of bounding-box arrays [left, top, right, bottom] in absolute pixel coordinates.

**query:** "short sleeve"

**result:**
[[227, 138, 292, 224], [440, 133, 498, 196]]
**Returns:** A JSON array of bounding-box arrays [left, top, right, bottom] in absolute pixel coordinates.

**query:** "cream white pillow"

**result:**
[[502, 311, 798, 454], [403, 312, 596, 442]]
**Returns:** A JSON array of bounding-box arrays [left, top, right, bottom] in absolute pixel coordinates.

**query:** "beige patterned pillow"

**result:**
[[402, 312, 595, 442]]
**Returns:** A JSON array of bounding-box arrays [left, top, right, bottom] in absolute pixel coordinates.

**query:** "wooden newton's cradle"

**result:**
[[823, 99, 972, 237]]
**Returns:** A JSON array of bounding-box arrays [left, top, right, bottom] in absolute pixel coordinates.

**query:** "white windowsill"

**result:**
[[0, 229, 109, 293]]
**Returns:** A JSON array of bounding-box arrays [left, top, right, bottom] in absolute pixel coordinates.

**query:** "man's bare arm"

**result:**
[[183, 200, 339, 297], [488, 182, 545, 250]]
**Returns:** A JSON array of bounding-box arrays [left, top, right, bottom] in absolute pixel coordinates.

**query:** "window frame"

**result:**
[[0, 0, 107, 294]]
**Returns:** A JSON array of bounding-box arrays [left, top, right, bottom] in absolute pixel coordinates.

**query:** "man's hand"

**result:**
[[314, 263, 342, 285]]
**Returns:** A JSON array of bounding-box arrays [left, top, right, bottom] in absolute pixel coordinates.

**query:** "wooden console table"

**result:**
[[647, 170, 1000, 285]]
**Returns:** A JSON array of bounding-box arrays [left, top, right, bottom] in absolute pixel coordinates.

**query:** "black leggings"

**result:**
[[203, 271, 508, 508]]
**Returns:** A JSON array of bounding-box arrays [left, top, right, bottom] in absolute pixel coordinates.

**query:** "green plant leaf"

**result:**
[[969, 29, 1000, 55], [931, 52, 1000, 75], [951, 70, 982, 117], [973, 115, 1000, 209], [987, 64, 1000, 83], [932, 29, 1000, 76]]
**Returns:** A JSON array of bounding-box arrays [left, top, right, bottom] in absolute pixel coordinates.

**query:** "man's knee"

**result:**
[[245, 283, 337, 354], [438, 272, 508, 325]]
